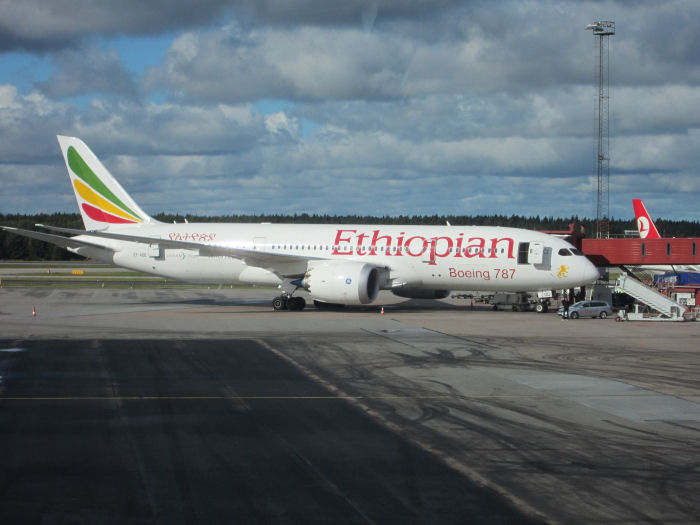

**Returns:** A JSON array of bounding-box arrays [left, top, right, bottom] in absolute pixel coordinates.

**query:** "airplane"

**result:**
[[631, 198, 700, 273], [2, 135, 600, 310]]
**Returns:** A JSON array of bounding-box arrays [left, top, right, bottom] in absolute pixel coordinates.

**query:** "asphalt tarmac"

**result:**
[[1, 287, 700, 524], [0, 338, 536, 525]]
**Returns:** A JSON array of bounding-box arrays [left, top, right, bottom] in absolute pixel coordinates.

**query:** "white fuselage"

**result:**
[[71, 222, 599, 294]]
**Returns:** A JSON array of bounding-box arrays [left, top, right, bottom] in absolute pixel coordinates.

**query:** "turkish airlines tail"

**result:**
[[632, 199, 661, 239], [57, 135, 155, 230]]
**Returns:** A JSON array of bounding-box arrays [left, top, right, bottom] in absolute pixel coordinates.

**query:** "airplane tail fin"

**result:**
[[57, 135, 155, 230], [632, 199, 661, 239]]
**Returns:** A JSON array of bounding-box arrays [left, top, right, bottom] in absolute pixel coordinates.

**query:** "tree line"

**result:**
[[2, 212, 699, 261]]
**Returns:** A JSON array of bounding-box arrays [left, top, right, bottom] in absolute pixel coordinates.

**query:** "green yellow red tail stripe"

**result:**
[[67, 146, 143, 224]]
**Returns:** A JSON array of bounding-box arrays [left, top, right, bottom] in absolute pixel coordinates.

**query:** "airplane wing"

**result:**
[[1, 226, 114, 252], [33, 224, 315, 278]]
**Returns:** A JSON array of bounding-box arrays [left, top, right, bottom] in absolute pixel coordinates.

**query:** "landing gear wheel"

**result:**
[[287, 297, 306, 311], [272, 296, 287, 311]]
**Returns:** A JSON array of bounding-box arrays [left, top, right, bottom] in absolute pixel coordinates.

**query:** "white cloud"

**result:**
[[264, 111, 301, 140], [1, 0, 700, 222]]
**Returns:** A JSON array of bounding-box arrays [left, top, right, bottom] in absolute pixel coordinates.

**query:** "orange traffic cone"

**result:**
[[32, 306, 36, 317], [380, 307, 385, 315]]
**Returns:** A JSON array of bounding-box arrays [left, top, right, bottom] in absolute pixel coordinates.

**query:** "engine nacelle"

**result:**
[[392, 287, 450, 300], [304, 261, 380, 305]]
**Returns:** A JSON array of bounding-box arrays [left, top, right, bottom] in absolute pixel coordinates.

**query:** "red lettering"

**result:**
[[356, 233, 369, 255], [168, 232, 216, 243], [396, 232, 405, 256], [369, 229, 393, 256], [454, 233, 464, 258], [465, 237, 486, 258], [447, 267, 494, 280], [428, 236, 453, 265], [328, 230, 516, 260], [332, 229, 356, 255], [405, 236, 428, 257], [489, 237, 514, 259]]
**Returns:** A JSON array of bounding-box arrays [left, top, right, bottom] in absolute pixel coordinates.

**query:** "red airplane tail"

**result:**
[[632, 199, 661, 239]]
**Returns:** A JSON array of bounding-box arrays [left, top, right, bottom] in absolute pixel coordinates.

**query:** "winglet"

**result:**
[[632, 199, 661, 239], [57, 135, 154, 230]]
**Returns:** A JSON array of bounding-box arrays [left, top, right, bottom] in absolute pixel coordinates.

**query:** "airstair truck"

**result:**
[[615, 273, 685, 321]]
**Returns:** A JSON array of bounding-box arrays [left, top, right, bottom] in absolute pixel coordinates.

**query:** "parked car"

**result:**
[[558, 300, 613, 319]]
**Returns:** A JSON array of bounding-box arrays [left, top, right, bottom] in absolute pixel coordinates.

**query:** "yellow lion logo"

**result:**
[[557, 265, 569, 278]]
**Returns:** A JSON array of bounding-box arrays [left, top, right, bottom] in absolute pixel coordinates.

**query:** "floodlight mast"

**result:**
[[586, 21, 615, 238]]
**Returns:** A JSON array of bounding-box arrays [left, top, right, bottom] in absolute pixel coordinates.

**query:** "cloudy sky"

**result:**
[[1, 0, 699, 222]]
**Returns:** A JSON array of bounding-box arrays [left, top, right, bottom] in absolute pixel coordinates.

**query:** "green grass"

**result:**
[[0, 262, 276, 289], [0, 279, 270, 289]]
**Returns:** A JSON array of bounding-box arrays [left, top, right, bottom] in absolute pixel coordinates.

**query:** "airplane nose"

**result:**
[[582, 259, 599, 283]]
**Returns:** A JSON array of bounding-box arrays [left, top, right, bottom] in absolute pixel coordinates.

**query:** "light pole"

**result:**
[[586, 21, 615, 238]]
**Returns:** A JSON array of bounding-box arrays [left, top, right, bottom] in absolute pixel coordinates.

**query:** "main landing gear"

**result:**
[[272, 295, 306, 311]]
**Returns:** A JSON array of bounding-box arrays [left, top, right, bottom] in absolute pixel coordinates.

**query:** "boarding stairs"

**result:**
[[615, 273, 685, 321]]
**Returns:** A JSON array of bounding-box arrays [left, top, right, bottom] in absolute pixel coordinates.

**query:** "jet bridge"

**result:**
[[615, 273, 685, 321]]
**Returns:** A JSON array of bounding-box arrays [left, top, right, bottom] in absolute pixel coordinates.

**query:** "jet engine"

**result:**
[[391, 287, 450, 300], [303, 261, 380, 305]]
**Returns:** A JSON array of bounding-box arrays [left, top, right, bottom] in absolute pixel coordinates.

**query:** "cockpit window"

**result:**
[[570, 248, 584, 256], [558, 248, 572, 256]]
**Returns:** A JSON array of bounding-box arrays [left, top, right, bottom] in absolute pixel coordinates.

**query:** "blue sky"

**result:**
[[1, 0, 699, 222]]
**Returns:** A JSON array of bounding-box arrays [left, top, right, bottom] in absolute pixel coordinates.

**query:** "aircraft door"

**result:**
[[148, 237, 163, 260], [529, 242, 544, 264], [518, 241, 547, 266], [518, 242, 529, 264]]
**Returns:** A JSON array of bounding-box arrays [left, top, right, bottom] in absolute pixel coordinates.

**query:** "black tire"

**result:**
[[570, 311, 579, 319], [535, 303, 547, 313], [287, 297, 306, 311], [599, 311, 608, 319], [272, 296, 287, 311]]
